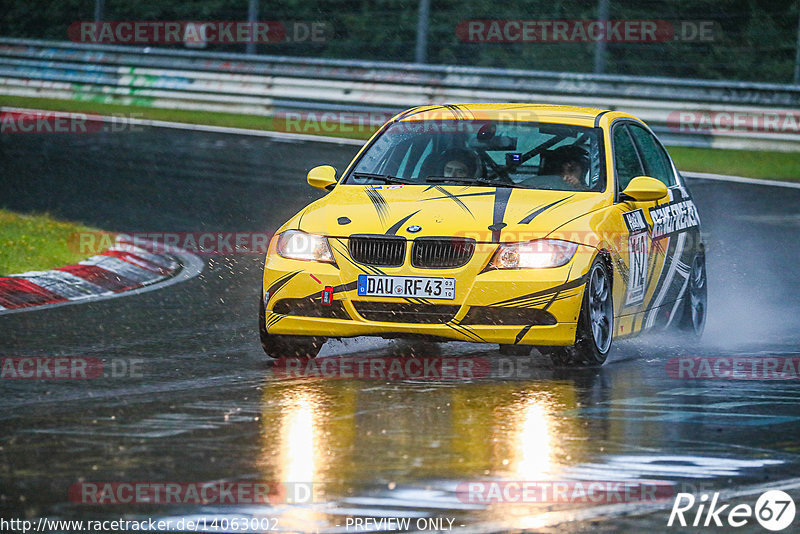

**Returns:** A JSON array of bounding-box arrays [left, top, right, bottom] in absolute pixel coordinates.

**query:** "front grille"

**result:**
[[272, 297, 350, 319], [348, 234, 406, 267], [461, 306, 557, 326], [352, 301, 460, 324], [412, 237, 475, 269]]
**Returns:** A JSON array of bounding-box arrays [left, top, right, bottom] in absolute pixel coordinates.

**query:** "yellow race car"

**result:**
[[260, 104, 707, 366]]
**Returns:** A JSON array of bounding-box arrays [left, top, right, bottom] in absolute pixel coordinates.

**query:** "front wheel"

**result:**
[[259, 296, 324, 359], [547, 257, 613, 367]]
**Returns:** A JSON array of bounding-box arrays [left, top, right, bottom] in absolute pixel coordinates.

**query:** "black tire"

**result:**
[[677, 253, 707, 338], [259, 296, 324, 359], [498, 344, 532, 356], [547, 256, 613, 367]]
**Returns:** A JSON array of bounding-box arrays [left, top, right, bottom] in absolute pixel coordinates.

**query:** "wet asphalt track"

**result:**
[[1, 127, 800, 532]]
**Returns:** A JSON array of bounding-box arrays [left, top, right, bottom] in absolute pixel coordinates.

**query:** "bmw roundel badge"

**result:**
[[407, 225, 422, 233]]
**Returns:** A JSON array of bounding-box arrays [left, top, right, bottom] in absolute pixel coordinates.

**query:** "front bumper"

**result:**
[[262, 242, 595, 346]]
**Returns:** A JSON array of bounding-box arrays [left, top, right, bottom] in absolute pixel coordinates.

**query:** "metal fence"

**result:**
[[1, 37, 799, 151]]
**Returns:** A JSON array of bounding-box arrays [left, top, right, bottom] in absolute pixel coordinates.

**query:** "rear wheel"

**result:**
[[546, 257, 613, 367], [678, 253, 707, 338], [259, 296, 324, 359]]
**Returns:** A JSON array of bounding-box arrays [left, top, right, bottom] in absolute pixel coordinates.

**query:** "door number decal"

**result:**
[[623, 209, 649, 305]]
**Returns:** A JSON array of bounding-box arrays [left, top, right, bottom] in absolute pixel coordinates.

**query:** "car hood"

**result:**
[[293, 184, 609, 243]]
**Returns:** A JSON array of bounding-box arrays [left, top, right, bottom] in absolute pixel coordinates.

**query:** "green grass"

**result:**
[[2, 95, 798, 179], [0, 210, 103, 276], [668, 146, 800, 182]]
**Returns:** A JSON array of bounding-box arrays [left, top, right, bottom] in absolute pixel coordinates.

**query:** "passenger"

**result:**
[[547, 145, 590, 188], [439, 148, 478, 178]]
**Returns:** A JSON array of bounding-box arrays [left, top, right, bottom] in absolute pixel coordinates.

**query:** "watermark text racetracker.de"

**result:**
[[274, 356, 491, 380], [667, 357, 800, 380], [1, 357, 143, 379], [275, 355, 684, 381], [68, 21, 332, 44], [456, 19, 719, 43], [71, 481, 286, 505], [71, 232, 273, 256], [667, 110, 800, 135], [457, 480, 674, 504], [0, 111, 144, 134]]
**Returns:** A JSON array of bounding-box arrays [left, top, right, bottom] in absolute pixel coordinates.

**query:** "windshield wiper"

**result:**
[[351, 172, 414, 185], [426, 175, 516, 187]]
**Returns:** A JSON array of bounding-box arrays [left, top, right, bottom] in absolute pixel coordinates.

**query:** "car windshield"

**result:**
[[344, 120, 605, 192]]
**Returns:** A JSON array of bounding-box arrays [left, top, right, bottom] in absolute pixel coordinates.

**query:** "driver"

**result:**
[[440, 148, 478, 178], [547, 145, 590, 188]]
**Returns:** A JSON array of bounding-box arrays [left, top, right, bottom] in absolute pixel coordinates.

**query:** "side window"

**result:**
[[612, 125, 643, 192], [627, 124, 675, 186]]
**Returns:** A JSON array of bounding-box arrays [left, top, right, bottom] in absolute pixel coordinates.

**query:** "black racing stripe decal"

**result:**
[[296, 208, 307, 229], [365, 187, 389, 224], [642, 237, 663, 302], [333, 280, 359, 293], [446, 321, 486, 343], [431, 186, 475, 218], [451, 320, 486, 341], [503, 290, 581, 310], [514, 325, 534, 344], [332, 240, 386, 275], [394, 106, 424, 121], [385, 210, 420, 235], [267, 313, 286, 328], [443, 322, 474, 341], [489, 188, 513, 243], [543, 263, 575, 311], [301, 280, 359, 300], [644, 234, 676, 310], [490, 275, 588, 307], [594, 110, 611, 127], [444, 103, 470, 119], [422, 191, 496, 202], [518, 203, 548, 225], [633, 310, 646, 333], [518, 195, 574, 224], [395, 104, 470, 124], [266, 270, 301, 296]]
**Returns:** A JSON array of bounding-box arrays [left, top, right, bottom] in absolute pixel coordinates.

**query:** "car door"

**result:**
[[609, 121, 670, 335], [626, 123, 701, 329]]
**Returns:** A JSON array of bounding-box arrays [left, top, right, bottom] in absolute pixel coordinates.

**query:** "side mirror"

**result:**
[[620, 176, 668, 202], [307, 165, 338, 191]]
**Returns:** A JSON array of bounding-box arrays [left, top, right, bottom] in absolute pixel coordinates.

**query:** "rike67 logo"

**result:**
[[668, 490, 795, 531]]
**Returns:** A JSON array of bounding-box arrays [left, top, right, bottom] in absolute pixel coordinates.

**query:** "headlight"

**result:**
[[276, 230, 336, 264], [489, 239, 578, 269]]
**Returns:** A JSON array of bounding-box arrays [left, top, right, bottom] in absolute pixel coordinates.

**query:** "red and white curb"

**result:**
[[0, 238, 203, 315]]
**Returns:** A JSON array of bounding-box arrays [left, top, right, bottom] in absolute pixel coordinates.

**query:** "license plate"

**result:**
[[357, 275, 455, 300]]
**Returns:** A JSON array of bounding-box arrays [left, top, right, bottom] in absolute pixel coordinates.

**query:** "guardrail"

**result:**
[[1, 37, 799, 151]]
